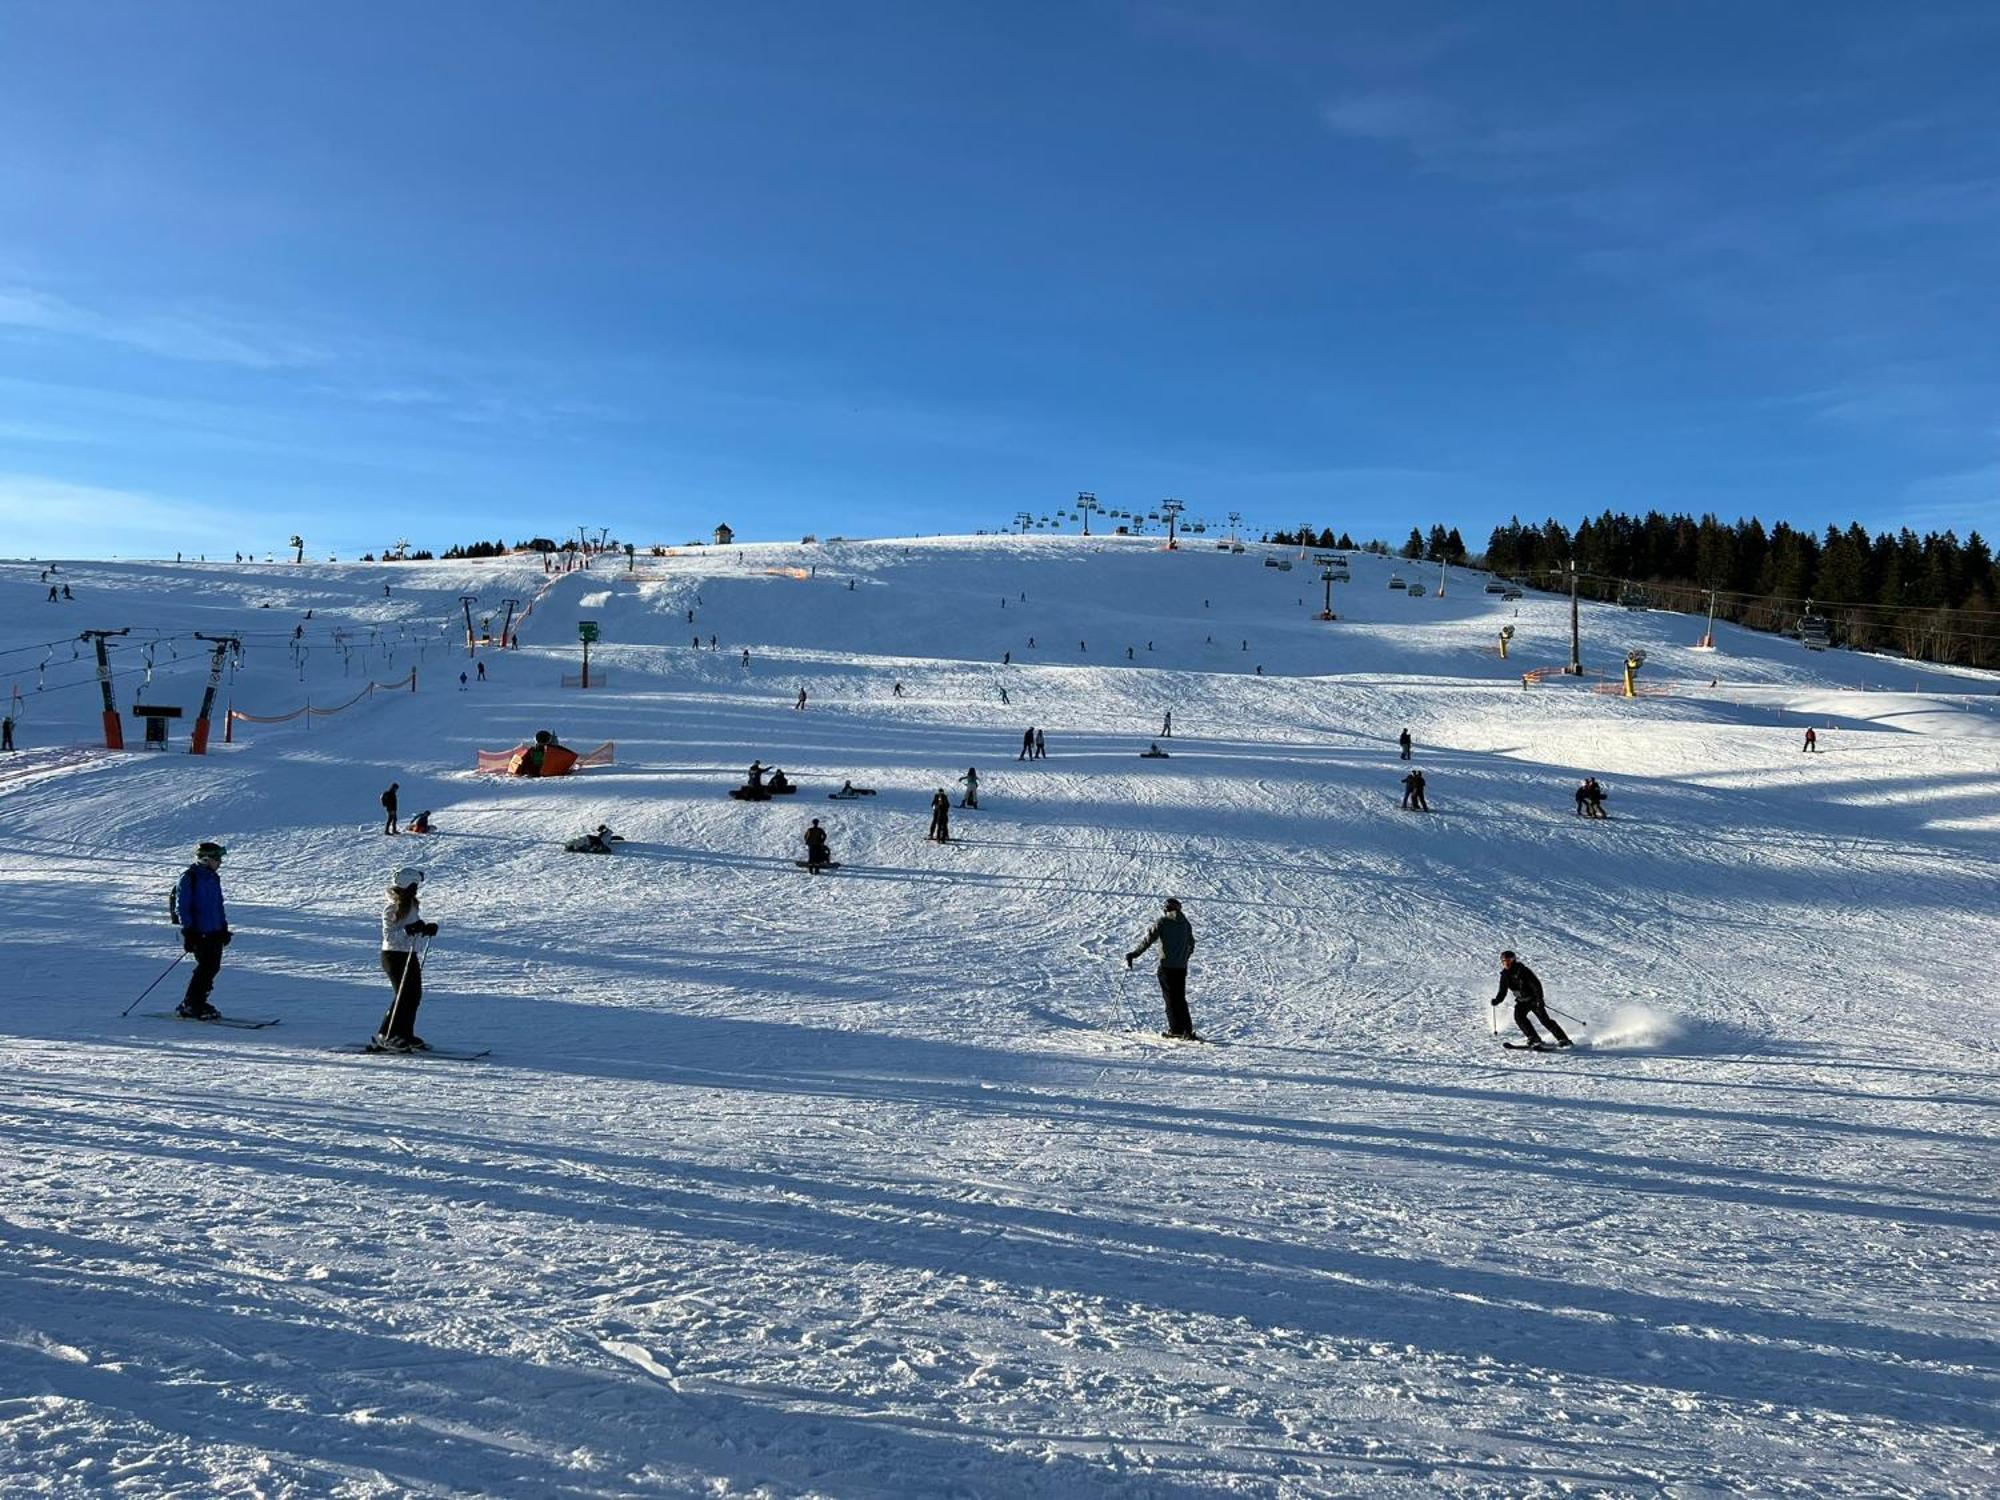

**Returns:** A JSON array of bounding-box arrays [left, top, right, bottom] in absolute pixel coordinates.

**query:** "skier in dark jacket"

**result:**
[[173, 841, 232, 1018], [803, 818, 832, 872], [928, 789, 951, 843], [1019, 727, 1034, 761], [1401, 769, 1428, 811], [1398, 728, 1412, 760], [376, 867, 438, 1051], [1126, 897, 1199, 1039], [1491, 951, 1571, 1049], [381, 782, 399, 835]]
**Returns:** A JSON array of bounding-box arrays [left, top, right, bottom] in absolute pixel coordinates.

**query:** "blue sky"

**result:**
[[2, 0, 1996, 558]]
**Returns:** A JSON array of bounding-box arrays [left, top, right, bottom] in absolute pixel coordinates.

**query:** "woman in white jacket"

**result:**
[[376, 866, 438, 1051]]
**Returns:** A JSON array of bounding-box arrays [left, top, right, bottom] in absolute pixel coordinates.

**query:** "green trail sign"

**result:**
[[578, 621, 600, 643]]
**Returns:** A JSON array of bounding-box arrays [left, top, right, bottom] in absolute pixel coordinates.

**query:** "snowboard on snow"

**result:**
[[144, 1011, 281, 1030], [794, 860, 842, 873]]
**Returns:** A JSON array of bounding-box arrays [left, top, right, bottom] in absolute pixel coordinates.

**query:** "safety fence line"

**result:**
[[226, 671, 417, 731]]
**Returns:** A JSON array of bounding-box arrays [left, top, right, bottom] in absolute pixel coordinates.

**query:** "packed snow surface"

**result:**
[[2, 535, 1995, 1497]]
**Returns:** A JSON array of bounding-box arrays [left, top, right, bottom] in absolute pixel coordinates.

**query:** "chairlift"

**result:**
[[1388, 573, 1407, 589], [1485, 581, 1507, 594], [1618, 587, 1650, 610], [1230, 543, 1245, 554], [1276, 559, 1292, 571], [1407, 583, 1426, 598], [1502, 589, 1522, 601], [1264, 556, 1281, 568], [1798, 612, 1832, 649]]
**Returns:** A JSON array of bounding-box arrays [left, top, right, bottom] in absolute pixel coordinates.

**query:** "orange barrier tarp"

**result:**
[[475, 740, 615, 775]]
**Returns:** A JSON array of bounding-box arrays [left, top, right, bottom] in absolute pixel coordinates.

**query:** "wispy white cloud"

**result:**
[[0, 471, 255, 557], [1318, 89, 1610, 177], [1898, 462, 2000, 533], [0, 286, 328, 369]]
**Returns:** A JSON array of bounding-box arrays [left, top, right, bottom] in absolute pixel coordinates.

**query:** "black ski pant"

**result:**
[[929, 814, 949, 842], [378, 951, 423, 1040], [1513, 999, 1570, 1046], [183, 934, 226, 1007], [1158, 967, 1195, 1037]]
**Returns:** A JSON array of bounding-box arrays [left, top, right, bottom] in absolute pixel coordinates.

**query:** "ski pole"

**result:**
[[122, 949, 188, 1016], [1546, 1003, 1589, 1028], [1487, 997, 1498, 1039]]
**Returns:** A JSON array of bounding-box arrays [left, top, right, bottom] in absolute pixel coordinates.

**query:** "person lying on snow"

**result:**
[[564, 823, 624, 854]]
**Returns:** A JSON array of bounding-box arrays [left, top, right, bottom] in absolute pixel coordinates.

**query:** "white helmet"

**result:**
[[390, 866, 425, 890]]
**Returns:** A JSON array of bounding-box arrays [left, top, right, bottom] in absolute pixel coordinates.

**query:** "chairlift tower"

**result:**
[[458, 595, 479, 656], [1076, 492, 1099, 535], [80, 628, 132, 749], [1160, 499, 1185, 549]]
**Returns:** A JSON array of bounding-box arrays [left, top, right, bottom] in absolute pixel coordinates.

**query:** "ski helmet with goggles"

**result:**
[[195, 841, 226, 859], [390, 866, 425, 890]]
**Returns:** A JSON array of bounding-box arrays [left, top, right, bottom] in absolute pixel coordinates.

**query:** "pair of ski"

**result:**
[[146, 1012, 486, 1060], [1502, 1041, 1574, 1052], [145, 1011, 281, 1031]]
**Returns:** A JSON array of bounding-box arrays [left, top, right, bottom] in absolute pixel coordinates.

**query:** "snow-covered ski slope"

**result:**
[[3, 535, 1995, 1498]]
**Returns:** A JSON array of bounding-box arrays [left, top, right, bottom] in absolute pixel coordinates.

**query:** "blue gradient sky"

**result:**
[[2, 1, 1996, 558]]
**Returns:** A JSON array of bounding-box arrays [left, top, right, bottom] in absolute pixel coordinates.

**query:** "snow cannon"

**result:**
[[1622, 649, 1647, 699]]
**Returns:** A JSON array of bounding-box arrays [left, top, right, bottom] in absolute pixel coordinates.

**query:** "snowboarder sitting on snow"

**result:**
[[1490, 951, 1571, 1050], [1126, 897, 1199, 1039], [803, 818, 832, 871], [171, 841, 232, 1019], [376, 867, 438, 1052], [1401, 768, 1428, 811], [1141, 742, 1170, 758], [830, 780, 876, 798], [565, 823, 622, 854], [765, 768, 793, 793], [407, 810, 434, 835]]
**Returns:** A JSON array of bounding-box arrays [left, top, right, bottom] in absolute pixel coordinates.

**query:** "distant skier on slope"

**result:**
[[1019, 727, 1034, 761], [1161, 709, 1172, 738], [375, 867, 438, 1052], [928, 789, 952, 843], [171, 841, 232, 1020], [1490, 950, 1571, 1050], [958, 767, 979, 808], [381, 782, 400, 835], [802, 818, 833, 872], [1398, 728, 1412, 760], [1401, 768, 1428, 811], [1803, 727, 1818, 753], [1126, 897, 1200, 1039]]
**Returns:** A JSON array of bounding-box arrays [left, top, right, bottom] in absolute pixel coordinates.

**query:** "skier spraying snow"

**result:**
[[1490, 951, 1572, 1050], [1126, 898, 1200, 1039], [171, 841, 232, 1019], [375, 867, 438, 1052]]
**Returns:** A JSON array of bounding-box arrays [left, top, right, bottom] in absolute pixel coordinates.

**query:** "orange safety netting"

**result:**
[[474, 740, 615, 775], [228, 672, 417, 726]]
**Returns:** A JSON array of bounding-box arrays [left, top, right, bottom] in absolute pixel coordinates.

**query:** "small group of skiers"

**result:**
[[1574, 778, 1609, 818], [1400, 768, 1429, 811], [167, 842, 440, 1051], [1018, 727, 1047, 760]]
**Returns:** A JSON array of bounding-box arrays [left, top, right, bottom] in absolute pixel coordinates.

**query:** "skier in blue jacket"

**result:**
[[172, 841, 232, 1019]]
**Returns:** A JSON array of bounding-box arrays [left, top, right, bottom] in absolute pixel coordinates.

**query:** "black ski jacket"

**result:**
[[1493, 962, 1544, 1005]]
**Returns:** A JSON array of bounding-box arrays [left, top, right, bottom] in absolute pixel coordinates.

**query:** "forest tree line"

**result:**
[[1273, 511, 1997, 670]]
